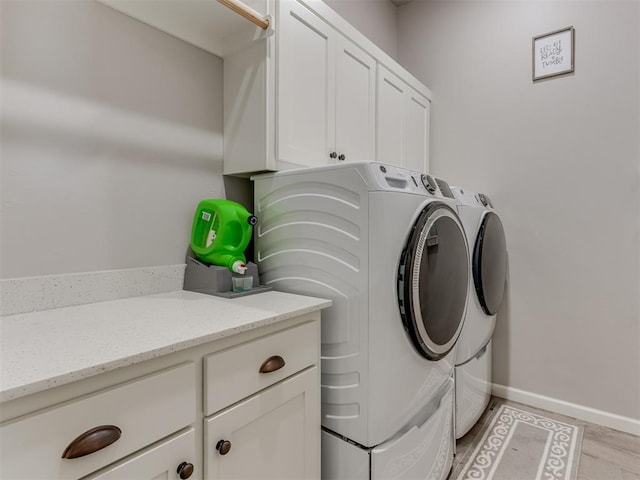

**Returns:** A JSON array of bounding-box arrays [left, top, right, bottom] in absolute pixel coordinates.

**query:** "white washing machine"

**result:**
[[451, 186, 507, 439], [253, 162, 469, 480]]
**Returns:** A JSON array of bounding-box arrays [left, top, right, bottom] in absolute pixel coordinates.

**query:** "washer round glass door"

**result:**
[[398, 202, 469, 360], [473, 211, 507, 315]]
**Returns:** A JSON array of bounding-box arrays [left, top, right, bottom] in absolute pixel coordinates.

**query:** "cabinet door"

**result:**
[[335, 35, 376, 163], [87, 428, 196, 480], [278, 0, 335, 167], [205, 367, 320, 480], [376, 65, 406, 167], [404, 88, 430, 173]]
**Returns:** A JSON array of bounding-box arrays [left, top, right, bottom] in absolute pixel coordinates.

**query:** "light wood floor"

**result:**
[[451, 397, 640, 480]]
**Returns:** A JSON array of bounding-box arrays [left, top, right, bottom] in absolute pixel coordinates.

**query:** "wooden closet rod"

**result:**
[[217, 0, 270, 30]]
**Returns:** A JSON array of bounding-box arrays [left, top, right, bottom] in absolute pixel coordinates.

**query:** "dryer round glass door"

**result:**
[[398, 202, 469, 360], [473, 211, 507, 315]]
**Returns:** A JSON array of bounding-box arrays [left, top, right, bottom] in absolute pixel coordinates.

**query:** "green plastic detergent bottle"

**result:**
[[190, 199, 257, 274]]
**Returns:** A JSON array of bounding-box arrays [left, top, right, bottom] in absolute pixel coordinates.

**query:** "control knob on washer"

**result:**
[[420, 174, 438, 194]]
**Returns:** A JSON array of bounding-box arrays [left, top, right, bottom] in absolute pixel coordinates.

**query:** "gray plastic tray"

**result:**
[[183, 254, 271, 298]]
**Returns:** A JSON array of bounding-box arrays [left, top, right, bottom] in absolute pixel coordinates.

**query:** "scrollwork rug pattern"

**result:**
[[454, 404, 583, 480]]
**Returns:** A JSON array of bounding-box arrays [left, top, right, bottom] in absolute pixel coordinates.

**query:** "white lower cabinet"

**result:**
[[203, 320, 318, 416], [0, 363, 196, 480], [221, 0, 429, 175], [0, 314, 321, 480], [205, 367, 319, 479], [87, 428, 197, 480]]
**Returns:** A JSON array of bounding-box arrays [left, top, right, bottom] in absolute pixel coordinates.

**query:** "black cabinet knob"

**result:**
[[177, 462, 194, 479], [329, 152, 337, 159], [216, 439, 232, 455], [338, 154, 346, 161]]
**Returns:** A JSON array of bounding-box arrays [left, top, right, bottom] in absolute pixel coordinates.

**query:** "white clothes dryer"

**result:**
[[451, 186, 507, 439], [253, 162, 470, 480]]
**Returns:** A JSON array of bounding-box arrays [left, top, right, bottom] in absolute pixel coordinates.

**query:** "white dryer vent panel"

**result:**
[[254, 167, 371, 440]]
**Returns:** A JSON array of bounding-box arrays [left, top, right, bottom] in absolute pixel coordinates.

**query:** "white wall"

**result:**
[[0, 0, 225, 279], [323, 0, 399, 59], [398, 1, 640, 421]]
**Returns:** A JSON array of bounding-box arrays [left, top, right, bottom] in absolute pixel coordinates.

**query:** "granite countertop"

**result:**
[[0, 290, 331, 403]]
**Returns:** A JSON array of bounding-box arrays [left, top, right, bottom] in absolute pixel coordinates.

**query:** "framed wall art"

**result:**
[[532, 26, 575, 81]]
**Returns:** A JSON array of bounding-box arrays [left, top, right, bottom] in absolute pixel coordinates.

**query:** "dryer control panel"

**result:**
[[477, 193, 493, 208]]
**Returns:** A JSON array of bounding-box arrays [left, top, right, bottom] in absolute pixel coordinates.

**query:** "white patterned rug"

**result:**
[[454, 404, 583, 480]]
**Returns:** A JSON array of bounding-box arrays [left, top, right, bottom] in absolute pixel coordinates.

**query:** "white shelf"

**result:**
[[97, 0, 268, 57]]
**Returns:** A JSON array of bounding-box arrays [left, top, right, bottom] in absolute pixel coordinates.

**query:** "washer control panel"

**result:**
[[372, 163, 440, 196], [369, 163, 455, 198]]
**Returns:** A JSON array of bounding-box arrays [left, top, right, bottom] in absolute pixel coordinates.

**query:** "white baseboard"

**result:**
[[492, 383, 640, 436]]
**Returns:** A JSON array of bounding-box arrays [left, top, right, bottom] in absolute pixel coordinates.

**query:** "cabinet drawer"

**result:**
[[0, 362, 196, 480], [204, 321, 318, 415]]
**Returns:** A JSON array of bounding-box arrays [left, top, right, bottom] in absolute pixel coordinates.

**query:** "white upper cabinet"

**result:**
[[277, 1, 336, 167], [335, 36, 376, 164], [404, 88, 430, 174], [377, 65, 430, 173], [277, 2, 375, 167], [377, 66, 406, 167]]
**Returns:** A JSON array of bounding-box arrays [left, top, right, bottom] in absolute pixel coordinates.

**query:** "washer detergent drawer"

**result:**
[[371, 380, 454, 480], [455, 340, 492, 439]]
